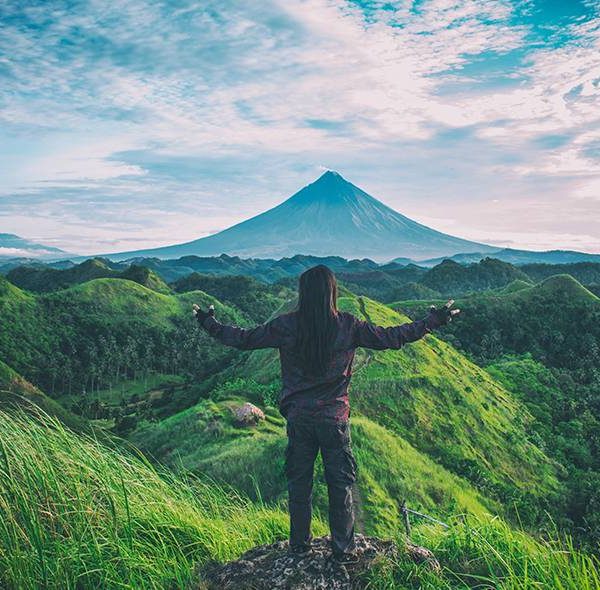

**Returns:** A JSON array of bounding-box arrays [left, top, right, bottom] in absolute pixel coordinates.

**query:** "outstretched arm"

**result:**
[[353, 300, 460, 350], [193, 304, 285, 350]]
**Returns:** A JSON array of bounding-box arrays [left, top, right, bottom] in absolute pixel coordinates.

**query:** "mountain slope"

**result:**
[[103, 171, 498, 262], [219, 290, 561, 520], [131, 395, 494, 538], [0, 233, 71, 260]]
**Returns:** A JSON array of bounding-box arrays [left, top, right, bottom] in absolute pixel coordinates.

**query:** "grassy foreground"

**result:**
[[0, 407, 294, 589], [0, 408, 598, 589]]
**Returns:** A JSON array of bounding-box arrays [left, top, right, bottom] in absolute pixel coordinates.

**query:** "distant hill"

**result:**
[[9, 254, 600, 306], [0, 233, 72, 260], [419, 257, 531, 296], [6, 258, 169, 294], [6, 254, 386, 286], [520, 261, 600, 286], [171, 273, 293, 322], [100, 171, 498, 261], [0, 275, 254, 404], [413, 247, 600, 267]]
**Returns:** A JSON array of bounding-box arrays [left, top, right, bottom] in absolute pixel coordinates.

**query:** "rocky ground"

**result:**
[[192, 534, 439, 589]]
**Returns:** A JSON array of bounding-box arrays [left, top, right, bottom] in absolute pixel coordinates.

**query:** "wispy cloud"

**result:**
[[0, 0, 599, 254]]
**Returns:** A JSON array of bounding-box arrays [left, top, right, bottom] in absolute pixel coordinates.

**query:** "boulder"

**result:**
[[231, 402, 266, 427], [193, 534, 440, 589]]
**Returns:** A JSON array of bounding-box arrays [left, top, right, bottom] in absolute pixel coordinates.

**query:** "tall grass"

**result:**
[[1, 406, 598, 589], [0, 407, 293, 589], [361, 516, 600, 589]]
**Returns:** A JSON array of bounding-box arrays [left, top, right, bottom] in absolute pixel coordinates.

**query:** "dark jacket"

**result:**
[[200, 311, 432, 421]]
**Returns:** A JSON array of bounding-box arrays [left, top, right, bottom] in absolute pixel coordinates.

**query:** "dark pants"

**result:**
[[284, 416, 357, 555]]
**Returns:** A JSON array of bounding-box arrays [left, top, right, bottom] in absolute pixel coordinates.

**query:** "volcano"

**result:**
[[104, 171, 498, 262]]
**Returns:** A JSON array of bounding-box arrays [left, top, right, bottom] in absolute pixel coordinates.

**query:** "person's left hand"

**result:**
[[192, 303, 215, 325], [425, 299, 460, 329]]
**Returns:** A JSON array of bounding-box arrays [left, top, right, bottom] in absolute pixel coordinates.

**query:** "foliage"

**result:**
[[360, 517, 600, 589], [131, 396, 493, 537], [0, 277, 247, 406], [200, 290, 562, 530], [0, 408, 295, 589], [6, 258, 170, 294], [393, 274, 600, 546]]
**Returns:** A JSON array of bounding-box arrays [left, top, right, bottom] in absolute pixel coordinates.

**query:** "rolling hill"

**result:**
[[230, 290, 561, 516], [6, 258, 169, 294]]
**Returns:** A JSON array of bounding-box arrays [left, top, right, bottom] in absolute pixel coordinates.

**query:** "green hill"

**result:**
[[6, 258, 171, 294], [393, 274, 600, 368], [495, 278, 534, 294], [0, 276, 250, 403], [119, 264, 171, 294], [0, 360, 86, 431], [521, 261, 600, 286], [131, 394, 494, 537], [194, 291, 561, 525], [419, 258, 531, 296], [0, 272, 591, 543], [6, 258, 116, 292], [172, 272, 293, 322], [390, 274, 600, 545]]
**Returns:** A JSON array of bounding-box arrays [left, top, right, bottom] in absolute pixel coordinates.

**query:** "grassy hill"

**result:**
[[346, 296, 560, 516], [177, 290, 561, 528], [131, 393, 494, 538], [419, 258, 531, 296], [520, 261, 600, 286], [172, 272, 293, 322], [391, 274, 599, 368], [6, 258, 170, 294], [0, 408, 597, 589], [0, 275, 253, 405], [2, 263, 600, 586], [1, 270, 595, 543], [0, 360, 86, 431], [390, 274, 600, 545]]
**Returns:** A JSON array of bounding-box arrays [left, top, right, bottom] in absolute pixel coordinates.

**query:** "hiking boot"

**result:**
[[331, 551, 359, 566], [289, 543, 312, 557]]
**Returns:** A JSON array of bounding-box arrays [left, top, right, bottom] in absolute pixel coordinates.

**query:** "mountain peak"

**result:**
[[289, 169, 360, 206], [101, 171, 498, 262], [312, 170, 350, 185], [318, 169, 342, 179]]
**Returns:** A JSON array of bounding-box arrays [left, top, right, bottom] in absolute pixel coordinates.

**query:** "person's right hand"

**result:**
[[425, 299, 460, 329], [193, 303, 215, 325]]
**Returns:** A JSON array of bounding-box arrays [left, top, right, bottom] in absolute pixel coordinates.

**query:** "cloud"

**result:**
[[0, 247, 51, 258], [0, 0, 599, 253]]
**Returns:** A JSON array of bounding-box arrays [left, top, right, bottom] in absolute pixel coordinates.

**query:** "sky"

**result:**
[[1, 0, 599, 257]]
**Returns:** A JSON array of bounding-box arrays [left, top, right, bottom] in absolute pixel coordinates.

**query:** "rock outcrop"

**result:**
[[193, 534, 439, 589], [231, 402, 265, 427]]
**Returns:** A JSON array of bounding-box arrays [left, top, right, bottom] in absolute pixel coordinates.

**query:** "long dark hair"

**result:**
[[295, 265, 339, 376]]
